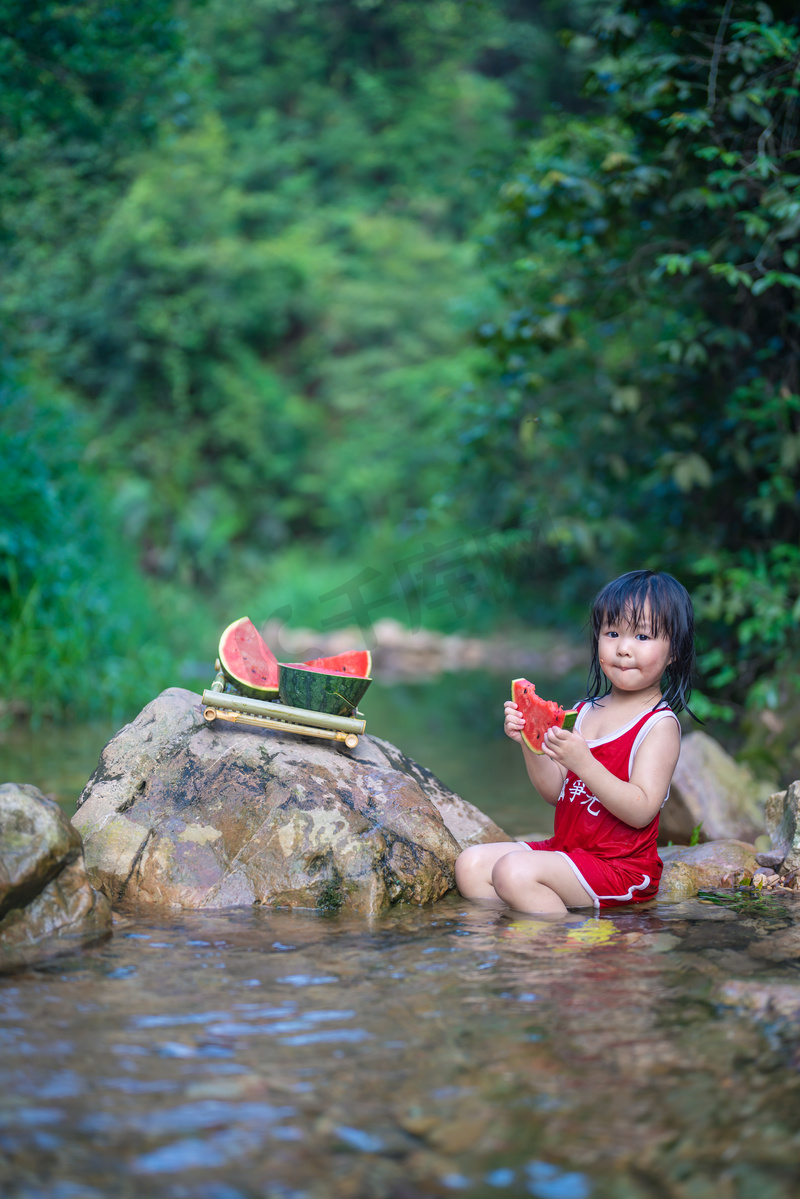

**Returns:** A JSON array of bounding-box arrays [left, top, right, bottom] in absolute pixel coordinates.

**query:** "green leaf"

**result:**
[[752, 271, 800, 294]]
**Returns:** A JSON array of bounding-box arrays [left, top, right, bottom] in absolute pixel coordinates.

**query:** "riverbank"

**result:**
[[261, 617, 585, 682]]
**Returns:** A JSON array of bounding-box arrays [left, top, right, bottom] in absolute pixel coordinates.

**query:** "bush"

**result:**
[[0, 366, 212, 722]]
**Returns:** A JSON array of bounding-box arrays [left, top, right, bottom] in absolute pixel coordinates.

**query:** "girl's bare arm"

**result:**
[[542, 718, 680, 827], [504, 701, 567, 805]]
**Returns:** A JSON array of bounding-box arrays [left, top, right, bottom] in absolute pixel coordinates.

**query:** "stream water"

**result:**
[[2, 674, 800, 1197], [3, 896, 800, 1198]]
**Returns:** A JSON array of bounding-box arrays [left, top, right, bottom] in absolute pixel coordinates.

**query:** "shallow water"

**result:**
[[3, 894, 800, 1198]]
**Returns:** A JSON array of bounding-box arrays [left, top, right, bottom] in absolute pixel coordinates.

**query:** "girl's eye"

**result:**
[[636, 633, 650, 641]]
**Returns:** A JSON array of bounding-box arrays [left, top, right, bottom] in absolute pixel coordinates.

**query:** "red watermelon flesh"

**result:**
[[301, 650, 372, 678], [512, 678, 578, 754], [219, 617, 279, 697], [285, 662, 365, 679]]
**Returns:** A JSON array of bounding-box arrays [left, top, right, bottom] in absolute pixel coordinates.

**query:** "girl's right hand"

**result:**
[[504, 700, 525, 743]]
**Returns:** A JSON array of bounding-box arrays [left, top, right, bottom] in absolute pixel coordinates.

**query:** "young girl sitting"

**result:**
[[455, 569, 696, 914]]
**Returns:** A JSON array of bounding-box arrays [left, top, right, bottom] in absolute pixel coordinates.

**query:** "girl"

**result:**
[[455, 570, 696, 914]]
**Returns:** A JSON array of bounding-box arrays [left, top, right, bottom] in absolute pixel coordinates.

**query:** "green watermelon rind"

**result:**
[[279, 663, 372, 716], [512, 677, 578, 755]]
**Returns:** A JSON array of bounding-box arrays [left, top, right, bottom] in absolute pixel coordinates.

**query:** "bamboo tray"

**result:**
[[201, 675, 365, 749]]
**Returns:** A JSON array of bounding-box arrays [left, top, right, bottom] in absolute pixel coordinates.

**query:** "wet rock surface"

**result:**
[[0, 783, 111, 971], [657, 839, 759, 902], [73, 688, 508, 914], [659, 731, 772, 845], [764, 780, 800, 873]]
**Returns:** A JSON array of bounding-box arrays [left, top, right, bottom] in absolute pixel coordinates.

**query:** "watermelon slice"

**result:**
[[512, 678, 578, 754], [279, 663, 372, 715], [301, 650, 372, 678], [218, 617, 279, 699]]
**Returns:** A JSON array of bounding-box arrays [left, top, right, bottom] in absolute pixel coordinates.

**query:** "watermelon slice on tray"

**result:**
[[512, 678, 578, 754], [218, 617, 279, 699], [279, 662, 371, 716], [300, 650, 372, 678]]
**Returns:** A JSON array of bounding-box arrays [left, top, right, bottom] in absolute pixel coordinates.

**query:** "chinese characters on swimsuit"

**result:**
[[455, 570, 698, 916]]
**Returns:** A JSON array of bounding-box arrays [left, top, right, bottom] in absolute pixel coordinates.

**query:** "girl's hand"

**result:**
[[504, 700, 525, 743], [541, 726, 592, 774]]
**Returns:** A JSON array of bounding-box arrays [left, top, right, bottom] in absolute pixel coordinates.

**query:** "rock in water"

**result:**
[[0, 783, 111, 972], [73, 688, 509, 914], [764, 780, 800, 873], [656, 840, 758, 902], [659, 732, 771, 844]]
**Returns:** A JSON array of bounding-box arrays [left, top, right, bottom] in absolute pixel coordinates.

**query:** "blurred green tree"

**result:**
[[2, 0, 577, 582], [0, 0, 183, 138], [0, 366, 190, 720], [457, 0, 800, 726], [0, 2, 210, 719]]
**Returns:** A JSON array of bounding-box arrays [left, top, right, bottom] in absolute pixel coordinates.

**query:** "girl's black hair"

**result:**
[[586, 569, 698, 717]]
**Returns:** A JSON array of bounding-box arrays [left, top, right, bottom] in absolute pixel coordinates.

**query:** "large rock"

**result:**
[[764, 780, 800, 871], [659, 732, 770, 845], [73, 688, 509, 915], [656, 840, 758, 902], [0, 783, 111, 971]]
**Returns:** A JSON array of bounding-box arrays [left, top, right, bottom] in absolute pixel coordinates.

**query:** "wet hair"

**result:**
[[586, 570, 697, 717]]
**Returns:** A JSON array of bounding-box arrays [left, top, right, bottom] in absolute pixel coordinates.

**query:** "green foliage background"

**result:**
[[455, 0, 800, 770], [1, 0, 799, 776]]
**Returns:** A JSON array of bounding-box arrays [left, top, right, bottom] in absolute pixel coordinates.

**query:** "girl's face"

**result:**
[[597, 604, 672, 695]]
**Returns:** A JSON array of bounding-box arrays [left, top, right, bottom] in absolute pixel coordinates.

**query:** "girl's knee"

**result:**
[[455, 845, 487, 886], [491, 851, 531, 896]]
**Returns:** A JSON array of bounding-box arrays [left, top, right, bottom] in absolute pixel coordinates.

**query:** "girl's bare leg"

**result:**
[[455, 842, 532, 905], [455, 843, 594, 914], [491, 850, 594, 914]]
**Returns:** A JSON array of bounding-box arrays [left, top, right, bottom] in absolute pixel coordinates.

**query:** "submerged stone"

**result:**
[[73, 688, 509, 914], [0, 783, 111, 971], [717, 979, 800, 1022], [748, 923, 800, 963]]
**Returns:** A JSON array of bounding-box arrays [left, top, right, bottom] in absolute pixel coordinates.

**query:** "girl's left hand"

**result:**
[[541, 726, 592, 774]]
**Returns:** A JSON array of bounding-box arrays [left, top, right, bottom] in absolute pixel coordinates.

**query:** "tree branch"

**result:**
[[707, 0, 734, 111]]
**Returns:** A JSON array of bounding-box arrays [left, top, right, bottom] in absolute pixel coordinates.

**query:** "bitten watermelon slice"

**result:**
[[512, 678, 578, 754], [219, 617, 279, 699], [301, 650, 372, 678]]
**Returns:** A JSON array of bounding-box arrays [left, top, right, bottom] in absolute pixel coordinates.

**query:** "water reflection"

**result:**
[[2, 895, 800, 1197]]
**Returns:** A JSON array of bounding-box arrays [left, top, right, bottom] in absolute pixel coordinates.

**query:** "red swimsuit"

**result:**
[[526, 702, 680, 908]]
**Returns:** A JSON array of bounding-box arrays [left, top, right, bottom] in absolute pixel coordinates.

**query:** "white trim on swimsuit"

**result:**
[[574, 702, 681, 806]]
